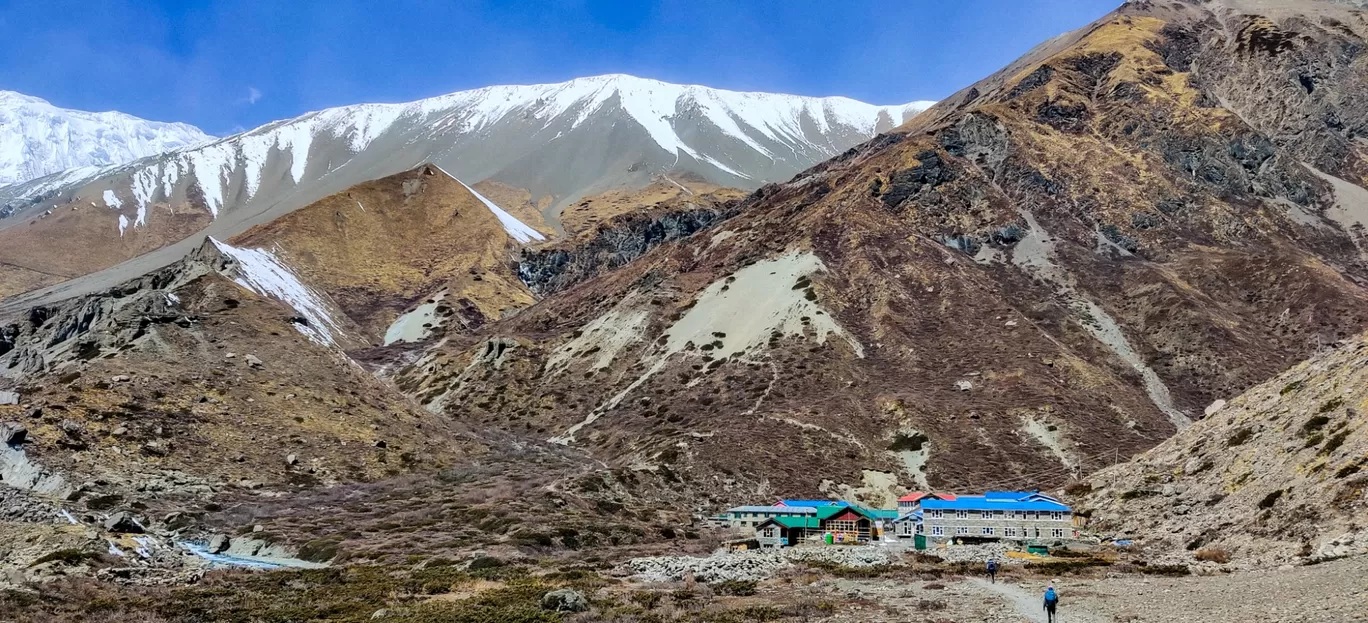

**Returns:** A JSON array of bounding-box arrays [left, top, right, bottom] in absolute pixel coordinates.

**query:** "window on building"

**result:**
[[827, 520, 857, 534], [916, 524, 924, 534], [956, 526, 970, 535], [931, 526, 944, 536], [1052, 512, 1064, 521], [1052, 528, 1065, 538], [930, 509, 943, 519], [982, 527, 994, 536], [1005, 527, 1018, 537], [955, 510, 968, 520]]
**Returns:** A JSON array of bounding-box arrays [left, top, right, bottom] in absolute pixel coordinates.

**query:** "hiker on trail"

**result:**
[[1043, 581, 1060, 623], [986, 558, 998, 583]]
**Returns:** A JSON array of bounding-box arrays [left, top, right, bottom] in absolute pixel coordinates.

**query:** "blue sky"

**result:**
[[0, 0, 1119, 136]]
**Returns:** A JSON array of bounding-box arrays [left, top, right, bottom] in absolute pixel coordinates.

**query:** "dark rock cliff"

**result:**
[[517, 201, 741, 296]]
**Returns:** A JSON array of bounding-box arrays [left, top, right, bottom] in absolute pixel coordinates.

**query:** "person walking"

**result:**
[[1043, 581, 1060, 623], [986, 557, 998, 583]]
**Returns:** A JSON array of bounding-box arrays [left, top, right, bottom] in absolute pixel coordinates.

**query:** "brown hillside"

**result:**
[[391, 0, 1368, 507], [230, 164, 538, 341], [1077, 331, 1368, 568]]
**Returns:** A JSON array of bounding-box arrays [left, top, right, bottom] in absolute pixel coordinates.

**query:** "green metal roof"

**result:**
[[815, 504, 880, 520], [767, 516, 820, 529]]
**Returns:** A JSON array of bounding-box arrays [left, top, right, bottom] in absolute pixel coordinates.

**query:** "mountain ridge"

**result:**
[[0, 90, 211, 188], [0, 74, 934, 307]]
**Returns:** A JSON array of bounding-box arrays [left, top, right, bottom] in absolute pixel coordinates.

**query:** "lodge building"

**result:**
[[920, 491, 1076, 541]]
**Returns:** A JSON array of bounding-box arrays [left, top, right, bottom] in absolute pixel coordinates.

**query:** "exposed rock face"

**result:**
[[1077, 331, 1368, 568], [519, 198, 739, 296]]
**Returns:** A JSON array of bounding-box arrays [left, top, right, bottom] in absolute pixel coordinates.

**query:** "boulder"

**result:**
[[104, 511, 144, 534], [245, 355, 264, 368], [955, 380, 973, 391], [1, 422, 27, 445], [207, 534, 230, 554], [0, 391, 19, 406], [540, 588, 589, 613], [286, 454, 298, 466]]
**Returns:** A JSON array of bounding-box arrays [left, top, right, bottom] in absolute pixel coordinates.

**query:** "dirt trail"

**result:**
[[967, 578, 1099, 623]]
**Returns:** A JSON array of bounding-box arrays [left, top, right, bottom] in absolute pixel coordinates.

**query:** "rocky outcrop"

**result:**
[[0, 240, 223, 385], [518, 202, 738, 296]]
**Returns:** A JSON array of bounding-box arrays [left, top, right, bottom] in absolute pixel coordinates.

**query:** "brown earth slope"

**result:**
[[388, 0, 1368, 509], [0, 240, 477, 502], [229, 164, 541, 342], [1076, 331, 1368, 568]]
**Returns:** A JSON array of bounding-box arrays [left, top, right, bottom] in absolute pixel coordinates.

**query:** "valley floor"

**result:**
[[803, 555, 1368, 623]]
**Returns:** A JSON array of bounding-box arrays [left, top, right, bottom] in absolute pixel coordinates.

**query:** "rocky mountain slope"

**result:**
[[375, 0, 1368, 509], [1076, 331, 1368, 568], [0, 90, 210, 188], [1, 0, 1367, 594], [0, 75, 931, 306]]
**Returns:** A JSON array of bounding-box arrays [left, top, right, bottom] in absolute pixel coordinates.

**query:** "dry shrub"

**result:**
[[1194, 547, 1230, 563]]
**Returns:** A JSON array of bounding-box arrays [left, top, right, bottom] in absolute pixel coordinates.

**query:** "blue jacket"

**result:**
[[1044, 587, 1058, 606]]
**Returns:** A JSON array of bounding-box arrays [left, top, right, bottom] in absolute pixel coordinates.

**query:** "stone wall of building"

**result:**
[[924, 510, 1075, 540]]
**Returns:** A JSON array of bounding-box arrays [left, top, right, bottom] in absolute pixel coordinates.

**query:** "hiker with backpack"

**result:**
[[1043, 581, 1060, 622], [985, 558, 998, 583]]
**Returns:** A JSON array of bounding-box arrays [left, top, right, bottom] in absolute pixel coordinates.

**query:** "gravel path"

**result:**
[[793, 555, 1368, 622], [967, 577, 1102, 623]]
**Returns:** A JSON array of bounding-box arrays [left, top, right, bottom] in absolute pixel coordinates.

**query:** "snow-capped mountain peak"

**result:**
[[0, 75, 934, 301], [0, 90, 213, 188]]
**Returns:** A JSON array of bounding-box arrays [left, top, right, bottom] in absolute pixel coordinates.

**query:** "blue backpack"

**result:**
[[1044, 587, 1059, 606], [987, 560, 998, 573]]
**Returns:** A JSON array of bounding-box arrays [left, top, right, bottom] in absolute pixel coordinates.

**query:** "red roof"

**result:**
[[898, 491, 958, 503]]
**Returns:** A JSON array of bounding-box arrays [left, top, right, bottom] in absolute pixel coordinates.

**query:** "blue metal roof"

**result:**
[[921, 492, 1069, 512], [778, 500, 849, 508]]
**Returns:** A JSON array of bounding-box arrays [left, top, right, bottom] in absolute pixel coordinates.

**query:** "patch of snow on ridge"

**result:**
[[131, 168, 158, 227], [461, 180, 546, 243], [118, 215, 129, 236], [429, 165, 545, 243], [102, 190, 122, 209], [209, 238, 343, 346]]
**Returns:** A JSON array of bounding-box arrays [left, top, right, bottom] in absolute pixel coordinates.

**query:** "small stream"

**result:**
[[178, 541, 319, 570]]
